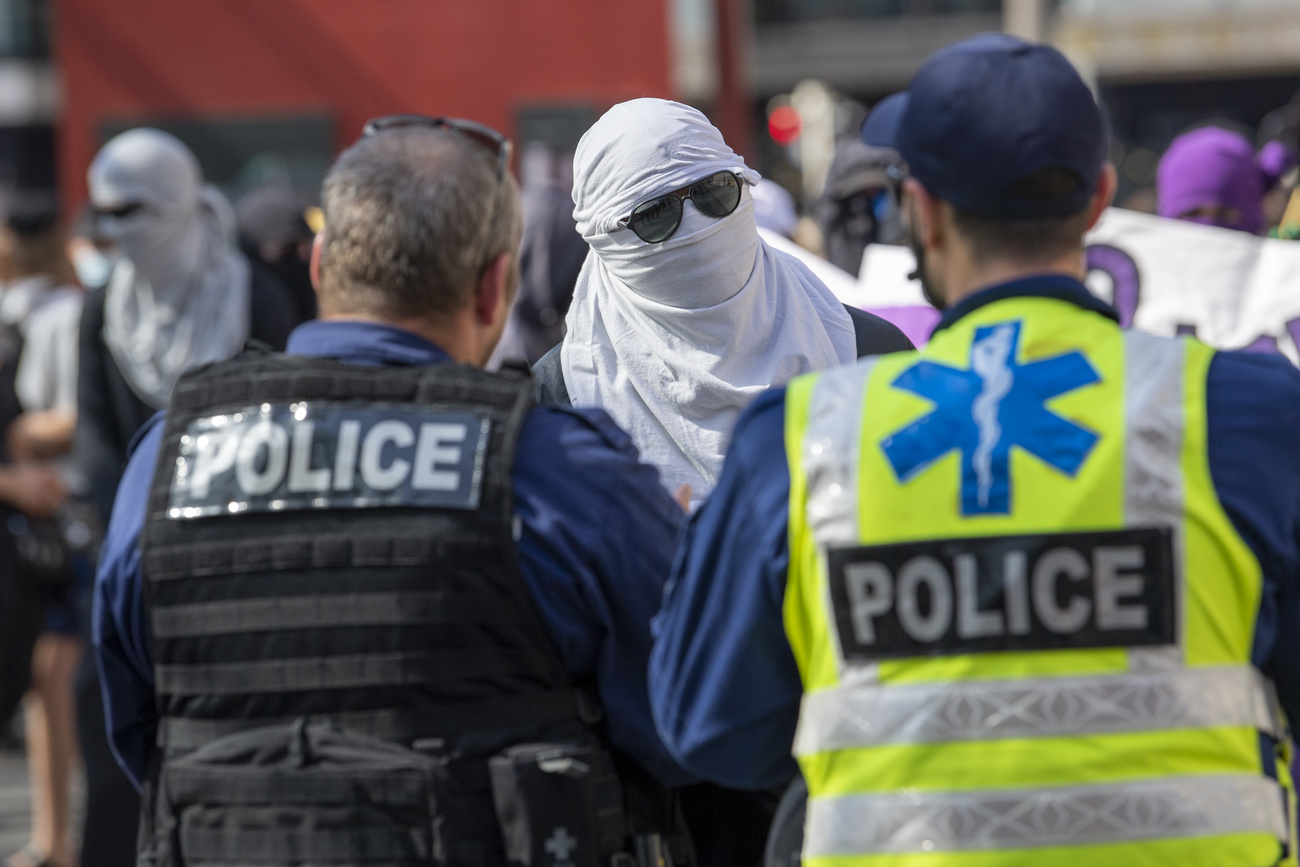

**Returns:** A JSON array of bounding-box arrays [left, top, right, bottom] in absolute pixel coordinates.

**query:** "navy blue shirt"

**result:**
[[94, 320, 694, 791], [649, 276, 1300, 790]]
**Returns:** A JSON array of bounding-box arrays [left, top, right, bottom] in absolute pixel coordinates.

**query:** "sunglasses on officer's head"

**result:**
[[362, 115, 512, 181], [617, 171, 745, 244]]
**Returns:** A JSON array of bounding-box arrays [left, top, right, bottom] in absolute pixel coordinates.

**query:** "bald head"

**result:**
[[318, 126, 522, 320]]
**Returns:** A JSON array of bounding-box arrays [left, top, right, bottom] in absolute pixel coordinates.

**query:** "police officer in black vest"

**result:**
[[93, 118, 698, 867]]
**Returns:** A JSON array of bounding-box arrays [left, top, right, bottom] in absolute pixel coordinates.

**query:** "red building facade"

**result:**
[[55, 0, 673, 209]]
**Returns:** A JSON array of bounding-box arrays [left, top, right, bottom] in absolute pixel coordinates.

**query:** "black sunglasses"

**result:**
[[618, 171, 744, 244], [93, 202, 148, 221], [362, 115, 512, 181]]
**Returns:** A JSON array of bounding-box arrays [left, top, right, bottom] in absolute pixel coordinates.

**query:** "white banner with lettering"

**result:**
[[779, 208, 1300, 364]]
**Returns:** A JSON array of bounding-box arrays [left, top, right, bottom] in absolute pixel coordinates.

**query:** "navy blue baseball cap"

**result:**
[[862, 33, 1107, 219]]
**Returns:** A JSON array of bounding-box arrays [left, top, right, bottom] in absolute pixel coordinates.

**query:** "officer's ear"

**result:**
[[474, 251, 512, 329], [309, 232, 323, 295], [1085, 164, 1118, 232], [902, 178, 944, 252]]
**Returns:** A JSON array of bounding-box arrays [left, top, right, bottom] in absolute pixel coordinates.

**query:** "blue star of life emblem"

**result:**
[[880, 321, 1101, 515]]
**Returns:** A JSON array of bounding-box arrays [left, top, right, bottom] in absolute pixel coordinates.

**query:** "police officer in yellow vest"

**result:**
[[649, 34, 1300, 867]]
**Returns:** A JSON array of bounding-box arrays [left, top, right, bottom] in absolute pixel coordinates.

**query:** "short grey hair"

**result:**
[[318, 125, 522, 319]]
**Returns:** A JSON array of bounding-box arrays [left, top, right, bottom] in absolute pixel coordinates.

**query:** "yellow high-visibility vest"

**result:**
[[784, 293, 1294, 867]]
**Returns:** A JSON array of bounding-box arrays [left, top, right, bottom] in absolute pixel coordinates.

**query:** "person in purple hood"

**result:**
[[1157, 125, 1296, 234]]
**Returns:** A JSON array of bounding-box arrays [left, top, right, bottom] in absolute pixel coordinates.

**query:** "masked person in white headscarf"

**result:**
[[532, 99, 909, 508], [93, 129, 250, 408], [76, 129, 302, 518]]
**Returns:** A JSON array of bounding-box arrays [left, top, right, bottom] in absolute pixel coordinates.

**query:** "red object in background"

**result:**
[[54, 0, 673, 213], [768, 105, 801, 146]]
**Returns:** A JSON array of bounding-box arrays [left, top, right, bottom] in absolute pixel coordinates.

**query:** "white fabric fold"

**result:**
[[562, 98, 856, 505], [91, 128, 250, 409]]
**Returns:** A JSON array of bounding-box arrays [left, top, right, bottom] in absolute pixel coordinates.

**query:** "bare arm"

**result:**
[[8, 409, 76, 462]]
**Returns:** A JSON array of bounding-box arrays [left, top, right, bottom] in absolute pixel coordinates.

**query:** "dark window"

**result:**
[[99, 115, 335, 203], [0, 0, 49, 59]]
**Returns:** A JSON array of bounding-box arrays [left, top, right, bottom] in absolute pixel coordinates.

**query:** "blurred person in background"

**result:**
[[751, 179, 798, 240], [76, 129, 299, 523], [64, 208, 114, 294], [235, 184, 317, 324], [533, 98, 909, 514], [489, 143, 588, 366], [1258, 94, 1300, 240], [0, 202, 83, 867], [54, 203, 141, 867], [814, 139, 902, 276], [1156, 126, 1297, 235]]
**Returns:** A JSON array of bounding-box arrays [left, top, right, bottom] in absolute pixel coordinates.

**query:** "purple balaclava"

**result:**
[[1157, 126, 1295, 234]]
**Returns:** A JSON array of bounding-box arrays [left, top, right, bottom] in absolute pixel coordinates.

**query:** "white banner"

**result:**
[[840, 208, 1300, 364]]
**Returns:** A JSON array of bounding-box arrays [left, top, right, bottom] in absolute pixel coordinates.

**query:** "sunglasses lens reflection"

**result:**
[[690, 172, 742, 218], [629, 194, 684, 244]]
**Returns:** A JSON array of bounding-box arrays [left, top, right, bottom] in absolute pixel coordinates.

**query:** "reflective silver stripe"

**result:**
[[804, 359, 877, 548], [1122, 331, 1186, 671], [794, 665, 1277, 755], [805, 774, 1287, 856], [804, 359, 879, 678]]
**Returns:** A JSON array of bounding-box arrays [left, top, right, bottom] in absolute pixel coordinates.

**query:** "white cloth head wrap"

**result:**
[[90, 128, 250, 409], [562, 98, 855, 506]]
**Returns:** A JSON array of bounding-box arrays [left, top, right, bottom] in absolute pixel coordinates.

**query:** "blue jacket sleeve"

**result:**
[[92, 416, 164, 792], [1206, 351, 1300, 724], [512, 405, 697, 786], [649, 389, 803, 790]]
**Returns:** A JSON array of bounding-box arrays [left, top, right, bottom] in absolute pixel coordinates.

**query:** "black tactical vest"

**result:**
[[137, 351, 678, 867]]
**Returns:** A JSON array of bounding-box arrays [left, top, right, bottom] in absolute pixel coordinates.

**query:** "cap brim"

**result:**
[[861, 93, 909, 149]]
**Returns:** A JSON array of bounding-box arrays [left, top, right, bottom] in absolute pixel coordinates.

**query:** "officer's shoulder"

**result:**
[[1208, 348, 1300, 421], [126, 410, 168, 459], [737, 387, 788, 431], [521, 403, 635, 456], [726, 388, 789, 466]]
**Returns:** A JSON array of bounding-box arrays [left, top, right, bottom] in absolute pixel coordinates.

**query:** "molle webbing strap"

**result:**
[[150, 591, 515, 638], [144, 533, 501, 582], [155, 651, 511, 696], [179, 827, 430, 862], [156, 690, 581, 750]]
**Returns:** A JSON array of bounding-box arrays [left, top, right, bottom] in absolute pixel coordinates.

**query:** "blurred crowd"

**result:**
[[0, 72, 1298, 867]]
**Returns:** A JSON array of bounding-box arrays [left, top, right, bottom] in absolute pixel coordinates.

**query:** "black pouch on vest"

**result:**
[[489, 742, 627, 867], [148, 718, 456, 867]]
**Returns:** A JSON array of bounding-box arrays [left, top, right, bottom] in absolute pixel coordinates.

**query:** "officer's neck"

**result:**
[[937, 244, 1087, 310], [319, 309, 487, 368]]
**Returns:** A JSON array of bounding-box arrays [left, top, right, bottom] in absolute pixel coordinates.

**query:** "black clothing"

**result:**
[[532, 304, 913, 408], [493, 183, 589, 366], [75, 659, 140, 867], [0, 318, 36, 719], [74, 268, 300, 523], [242, 241, 317, 324]]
